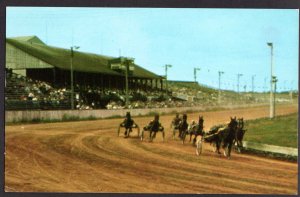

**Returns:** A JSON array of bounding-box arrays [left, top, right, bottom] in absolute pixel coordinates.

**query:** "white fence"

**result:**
[[5, 103, 267, 123], [243, 141, 298, 157]]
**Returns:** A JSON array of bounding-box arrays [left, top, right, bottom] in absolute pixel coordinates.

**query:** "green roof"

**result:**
[[10, 36, 46, 45], [6, 36, 162, 79]]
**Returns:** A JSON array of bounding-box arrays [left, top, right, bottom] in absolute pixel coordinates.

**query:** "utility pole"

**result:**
[[165, 64, 172, 94], [218, 71, 224, 104], [70, 46, 80, 110], [237, 73, 243, 93], [194, 67, 200, 83], [267, 42, 275, 118]]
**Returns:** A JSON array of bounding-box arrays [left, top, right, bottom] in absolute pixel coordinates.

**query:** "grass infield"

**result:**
[[244, 113, 298, 148]]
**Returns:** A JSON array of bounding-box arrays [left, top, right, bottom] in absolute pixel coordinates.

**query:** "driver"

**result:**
[[121, 112, 134, 137]]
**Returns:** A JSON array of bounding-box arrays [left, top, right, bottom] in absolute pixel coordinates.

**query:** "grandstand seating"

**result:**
[[6, 69, 277, 111], [5, 69, 181, 110]]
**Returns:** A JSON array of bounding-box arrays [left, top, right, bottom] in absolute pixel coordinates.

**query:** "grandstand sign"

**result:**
[[110, 63, 134, 71], [109, 57, 135, 74]]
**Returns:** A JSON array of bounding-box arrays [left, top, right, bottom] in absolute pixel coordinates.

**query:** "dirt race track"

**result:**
[[5, 104, 298, 194]]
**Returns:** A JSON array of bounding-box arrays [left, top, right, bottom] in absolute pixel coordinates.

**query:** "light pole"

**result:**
[[218, 71, 224, 104], [252, 75, 256, 93], [290, 80, 294, 103], [70, 46, 80, 110], [267, 42, 275, 118], [264, 77, 267, 92], [123, 57, 134, 108], [237, 73, 243, 93], [264, 77, 267, 102], [283, 80, 287, 91], [273, 76, 278, 114], [165, 64, 172, 94], [194, 67, 200, 83]]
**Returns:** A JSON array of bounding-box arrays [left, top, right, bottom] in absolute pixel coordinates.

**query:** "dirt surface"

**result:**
[[5, 104, 298, 194]]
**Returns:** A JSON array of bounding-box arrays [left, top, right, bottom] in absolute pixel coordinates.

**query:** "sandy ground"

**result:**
[[5, 104, 298, 194]]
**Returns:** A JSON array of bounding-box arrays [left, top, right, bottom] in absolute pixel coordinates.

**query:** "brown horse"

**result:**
[[234, 118, 246, 153], [178, 114, 189, 144], [184, 116, 204, 145], [170, 113, 181, 139], [117, 112, 140, 138], [203, 117, 238, 158], [141, 114, 165, 142]]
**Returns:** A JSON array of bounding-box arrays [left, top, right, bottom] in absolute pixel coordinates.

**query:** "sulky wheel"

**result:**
[[140, 129, 145, 141], [135, 124, 140, 137], [196, 138, 203, 156], [172, 129, 176, 140], [117, 125, 121, 136]]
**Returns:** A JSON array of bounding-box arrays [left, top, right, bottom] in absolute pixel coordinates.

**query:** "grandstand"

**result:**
[[6, 36, 295, 111], [5, 36, 168, 110], [6, 36, 164, 90]]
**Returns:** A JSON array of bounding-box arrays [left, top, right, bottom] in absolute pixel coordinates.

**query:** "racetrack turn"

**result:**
[[5, 104, 298, 194]]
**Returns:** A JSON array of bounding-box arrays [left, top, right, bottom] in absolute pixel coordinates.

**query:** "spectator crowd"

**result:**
[[5, 69, 196, 110], [6, 69, 270, 111]]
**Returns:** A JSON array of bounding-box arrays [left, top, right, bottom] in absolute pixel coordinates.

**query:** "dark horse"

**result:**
[[234, 118, 246, 153], [170, 113, 181, 139], [141, 114, 165, 142], [117, 112, 140, 138], [178, 114, 189, 144], [185, 116, 205, 145], [204, 117, 238, 158]]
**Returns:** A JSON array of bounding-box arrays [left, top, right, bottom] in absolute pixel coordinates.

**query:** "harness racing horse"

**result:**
[[117, 112, 140, 138], [234, 118, 246, 153], [170, 114, 181, 139], [198, 117, 238, 158], [178, 114, 189, 144], [185, 116, 205, 145], [141, 114, 165, 142]]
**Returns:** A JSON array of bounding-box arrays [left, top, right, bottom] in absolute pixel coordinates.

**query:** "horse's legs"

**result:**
[[150, 131, 156, 142], [227, 142, 233, 158], [180, 130, 185, 139], [237, 140, 242, 153], [140, 130, 144, 141], [182, 131, 186, 144], [124, 128, 129, 138], [172, 129, 175, 139], [216, 140, 221, 154], [193, 134, 197, 145], [162, 131, 165, 142], [149, 131, 153, 142], [126, 128, 132, 137]]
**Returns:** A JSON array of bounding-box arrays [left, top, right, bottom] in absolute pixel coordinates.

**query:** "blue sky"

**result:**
[[6, 7, 299, 92]]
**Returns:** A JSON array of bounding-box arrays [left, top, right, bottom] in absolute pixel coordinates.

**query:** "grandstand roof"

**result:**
[[6, 36, 162, 79], [9, 36, 46, 45]]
